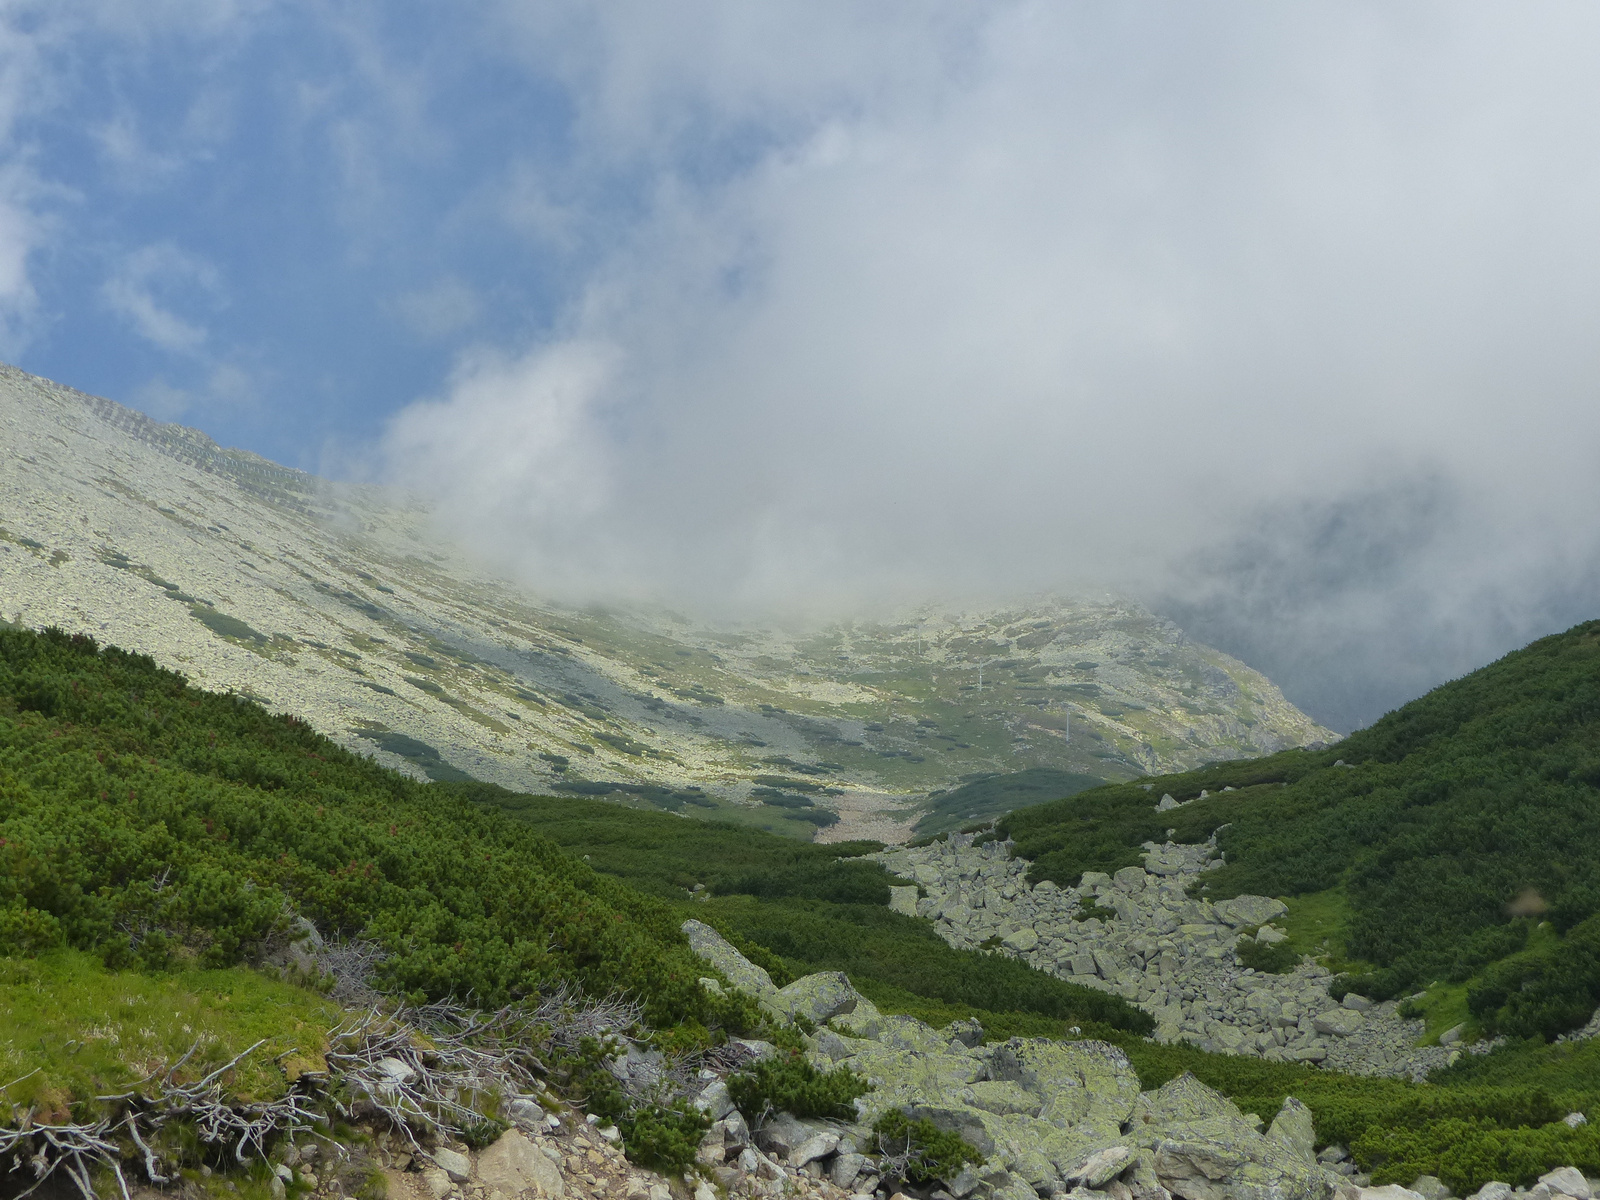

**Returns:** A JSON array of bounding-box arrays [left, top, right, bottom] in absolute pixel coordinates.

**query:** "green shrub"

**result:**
[[559, 1037, 712, 1175], [618, 1102, 714, 1176], [1237, 938, 1300, 974], [872, 1110, 983, 1186], [0, 626, 751, 1031], [1467, 915, 1600, 1040], [727, 1051, 870, 1120]]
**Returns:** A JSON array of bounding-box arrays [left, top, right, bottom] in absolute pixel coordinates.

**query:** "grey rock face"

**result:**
[[1539, 1167, 1592, 1199], [476, 1130, 566, 1200], [1267, 1097, 1316, 1160], [1127, 1074, 1326, 1200], [772, 970, 860, 1023], [681, 919, 778, 1001]]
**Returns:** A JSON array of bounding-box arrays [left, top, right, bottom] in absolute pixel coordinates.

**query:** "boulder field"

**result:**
[[680, 921, 1597, 1200], [872, 834, 1460, 1080]]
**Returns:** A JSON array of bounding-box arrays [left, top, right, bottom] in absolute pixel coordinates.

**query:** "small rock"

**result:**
[[377, 1056, 417, 1085], [1562, 1112, 1587, 1129], [1464, 1183, 1512, 1200], [1314, 1009, 1364, 1038], [1356, 1187, 1425, 1200], [1066, 1146, 1132, 1188], [274, 1165, 294, 1183], [433, 1148, 473, 1184], [507, 1098, 545, 1128], [831, 1153, 868, 1190], [945, 1166, 983, 1198], [422, 1168, 453, 1200], [1341, 994, 1372, 1013], [269, 1179, 286, 1200], [1439, 1024, 1465, 1046], [1411, 1175, 1452, 1200], [791, 1131, 841, 1168], [694, 1081, 735, 1121]]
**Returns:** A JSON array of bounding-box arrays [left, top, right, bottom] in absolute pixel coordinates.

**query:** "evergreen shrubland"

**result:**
[[999, 620, 1600, 1032], [4, 621, 1600, 1191], [0, 625, 750, 1031]]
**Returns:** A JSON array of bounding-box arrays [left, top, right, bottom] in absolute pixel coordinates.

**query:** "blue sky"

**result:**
[[4, 2, 595, 466], [6, 2, 1600, 728]]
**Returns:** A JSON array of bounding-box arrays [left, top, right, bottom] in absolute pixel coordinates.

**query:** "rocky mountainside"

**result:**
[[0, 362, 1332, 838]]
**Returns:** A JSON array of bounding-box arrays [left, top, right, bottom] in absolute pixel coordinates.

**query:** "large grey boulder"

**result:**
[[889, 886, 920, 917], [1266, 1097, 1316, 1160], [771, 971, 860, 1023], [1539, 1168, 1592, 1200], [1313, 1009, 1364, 1038], [1126, 1073, 1327, 1200], [1213, 896, 1290, 928], [755, 1112, 827, 1159], [989, 1039, 1141, 1136], [475, 1130, 565, 1200], [681, 919, 778, 1001]]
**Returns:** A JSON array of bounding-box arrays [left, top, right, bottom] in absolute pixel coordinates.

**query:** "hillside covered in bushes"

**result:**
[[998, 619, 1600, 1040], [3, 622, 1600, 1193]]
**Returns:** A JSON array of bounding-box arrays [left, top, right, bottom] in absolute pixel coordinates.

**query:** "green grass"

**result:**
[[1280, 886, 1358, 963], [0, 950, 337, 1116]]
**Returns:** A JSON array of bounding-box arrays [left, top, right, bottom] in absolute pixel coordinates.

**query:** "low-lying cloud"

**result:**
[[386, 2, 1600, 730]]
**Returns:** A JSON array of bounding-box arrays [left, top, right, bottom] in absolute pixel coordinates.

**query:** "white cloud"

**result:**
[[101, 243, 221, 354], [135, 361, 256, 421], [387, 2, 1600, 722]]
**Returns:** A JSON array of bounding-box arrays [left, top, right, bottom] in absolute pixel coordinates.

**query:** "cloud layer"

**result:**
[[384, 3, 1600, 727]]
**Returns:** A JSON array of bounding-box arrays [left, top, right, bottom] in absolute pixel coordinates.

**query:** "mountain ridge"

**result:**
[[0, 361, 1333, 839]]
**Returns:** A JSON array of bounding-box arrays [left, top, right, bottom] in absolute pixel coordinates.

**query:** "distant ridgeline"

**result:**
[[997, 619, 1600, 1041]]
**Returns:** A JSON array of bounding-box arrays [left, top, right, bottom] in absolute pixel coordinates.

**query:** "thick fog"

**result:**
[[383, 3, 1600, 731]]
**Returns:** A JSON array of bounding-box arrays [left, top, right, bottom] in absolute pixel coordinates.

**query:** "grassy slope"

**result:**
[[0, 625, 747, 1032], [0, 950, 337, 1116]]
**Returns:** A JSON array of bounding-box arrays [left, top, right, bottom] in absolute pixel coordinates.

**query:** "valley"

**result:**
[[0, 363, 1332, 840]]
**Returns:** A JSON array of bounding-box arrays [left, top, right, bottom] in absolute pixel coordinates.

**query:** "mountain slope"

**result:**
[[997, 619, 1600, 1037], [0, 363, 1332, 837]]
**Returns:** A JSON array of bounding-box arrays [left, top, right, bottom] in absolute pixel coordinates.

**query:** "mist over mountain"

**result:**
[[1155, 478, 1600, 733], [3, 4, 1599, 736], [0, 363, 1333, 844]]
